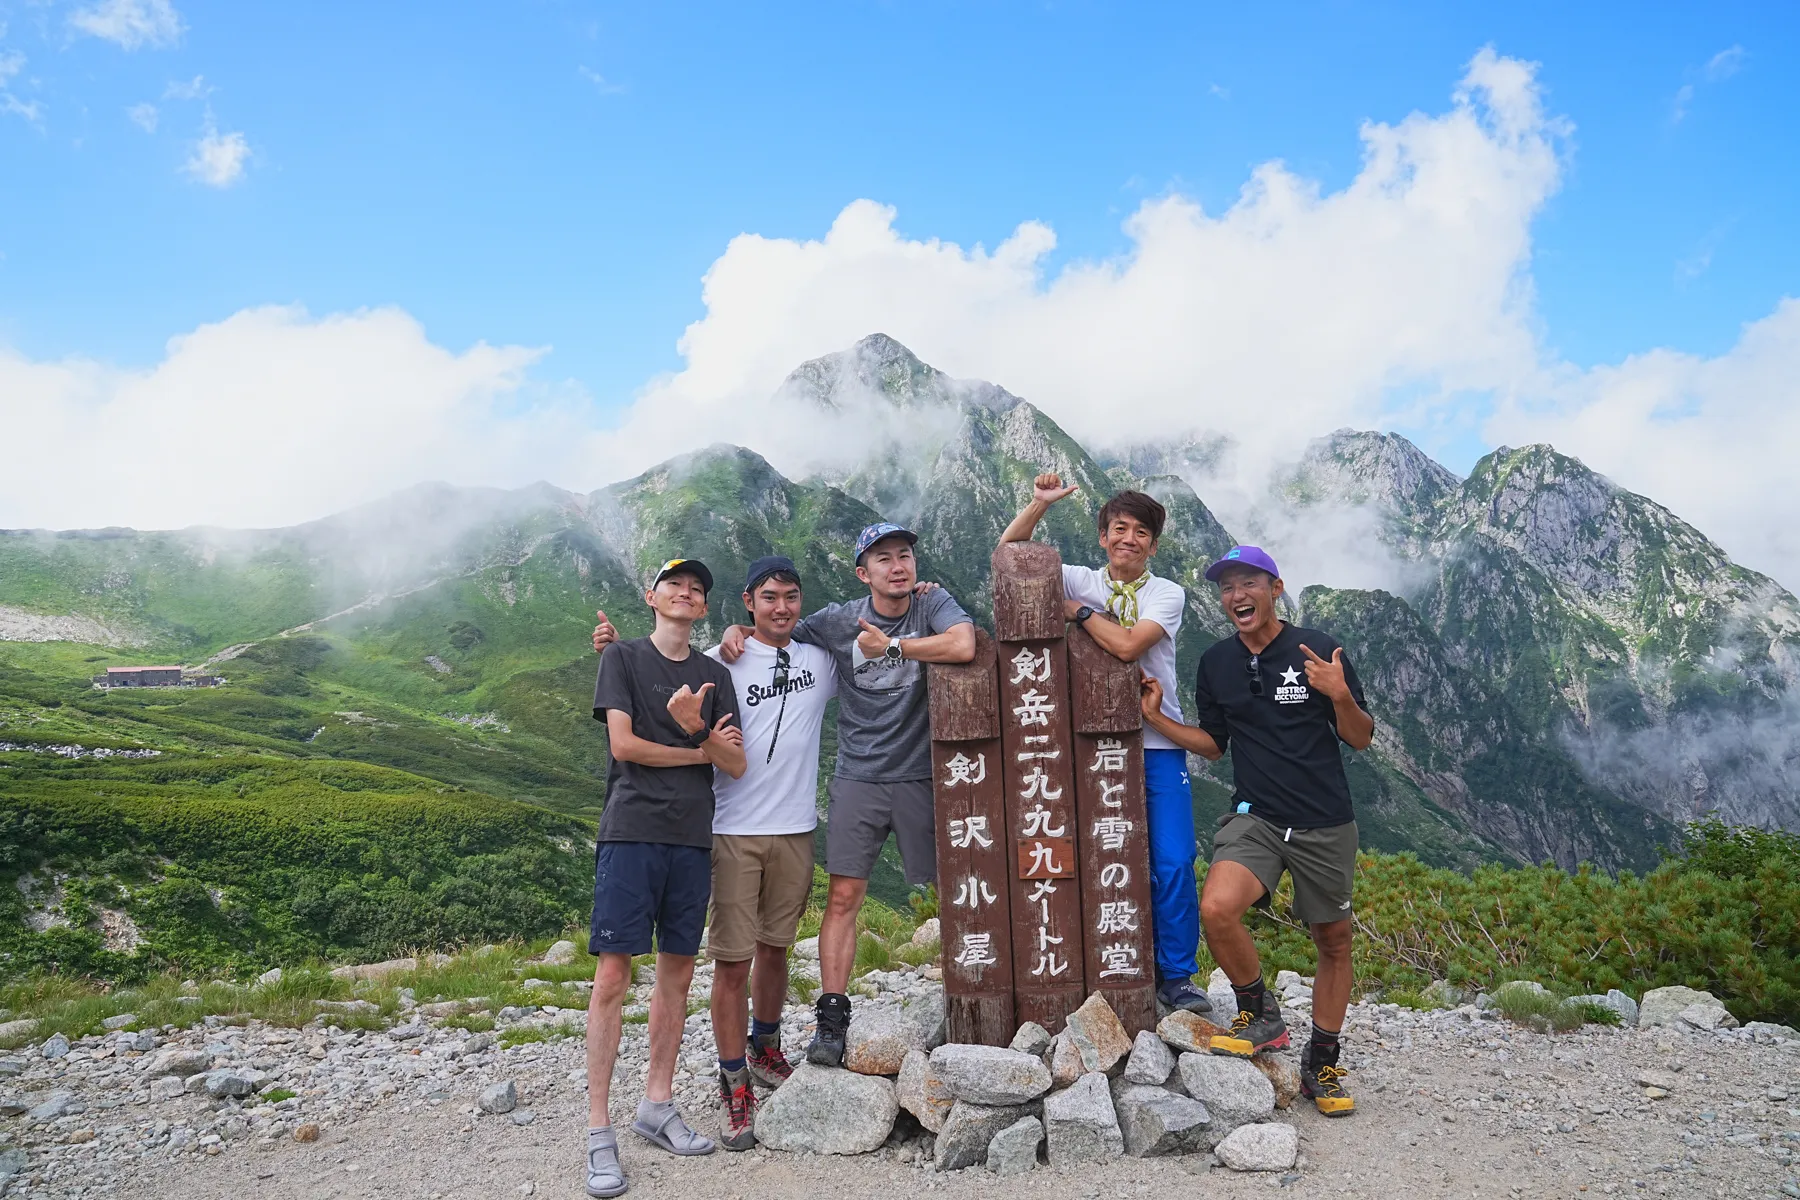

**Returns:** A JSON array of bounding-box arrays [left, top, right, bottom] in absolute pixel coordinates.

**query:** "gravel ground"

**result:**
[[4, 967, 1798, 1200]]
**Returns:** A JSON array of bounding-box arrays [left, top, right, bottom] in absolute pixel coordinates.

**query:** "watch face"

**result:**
[[885, 642, 903, 661]]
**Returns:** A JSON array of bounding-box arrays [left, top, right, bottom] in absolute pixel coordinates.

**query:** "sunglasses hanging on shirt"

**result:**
[[765, 647, 791, 763], [1247, 653, 1264, 698]]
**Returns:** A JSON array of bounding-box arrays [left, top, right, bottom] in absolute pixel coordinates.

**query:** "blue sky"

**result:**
[[2, 1, 1794, 406], [2, 2, 1799, 588]]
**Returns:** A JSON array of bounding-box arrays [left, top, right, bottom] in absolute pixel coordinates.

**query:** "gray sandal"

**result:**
[[586, 1127, 627, 1197], [631, 1101, 716, 1156]]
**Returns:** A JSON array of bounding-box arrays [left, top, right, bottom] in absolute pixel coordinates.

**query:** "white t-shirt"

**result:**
[[1062, 564, 1186, 752], [704, 637, 838, 835]]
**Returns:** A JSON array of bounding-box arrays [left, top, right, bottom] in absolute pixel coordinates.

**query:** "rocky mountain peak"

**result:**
[[775, 333, 954, 412], [1288, 429, 1462, 515]]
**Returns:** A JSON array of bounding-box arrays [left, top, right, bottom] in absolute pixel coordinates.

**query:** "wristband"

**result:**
[[686, 725, 712, 749]]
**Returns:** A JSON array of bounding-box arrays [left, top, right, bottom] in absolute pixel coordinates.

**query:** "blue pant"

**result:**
[[1144, 748, 1201, 981]]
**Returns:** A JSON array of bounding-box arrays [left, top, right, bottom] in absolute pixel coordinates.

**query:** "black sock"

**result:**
[[1309, 1023, 1341, 1064], [1231, 975, 1266, 1014]]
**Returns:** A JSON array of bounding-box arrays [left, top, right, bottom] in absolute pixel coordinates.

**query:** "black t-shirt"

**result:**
[[1192, 622, 1369, 830], [592, 636, 740, 849]]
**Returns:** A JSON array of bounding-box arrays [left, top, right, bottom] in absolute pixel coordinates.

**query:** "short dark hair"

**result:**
[[1097, 490, 1166, 540], [744, 569, 801, 609]]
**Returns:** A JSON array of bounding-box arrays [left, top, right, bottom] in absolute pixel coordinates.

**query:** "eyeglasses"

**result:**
[[1246, 653, 1264, 697]]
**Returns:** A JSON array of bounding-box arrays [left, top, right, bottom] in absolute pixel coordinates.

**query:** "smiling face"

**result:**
[[1215, 563, 1284, 638], [645, 571, 709, 625], [855, 537, 918, 601], [745, 574, 802, 644], [1099, 513, 1158, 579]]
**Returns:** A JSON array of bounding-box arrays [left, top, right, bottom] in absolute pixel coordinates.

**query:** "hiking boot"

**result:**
[[1209, 989, 1289, 1058], [806, 993, 851, 1068], [1156, 977, 1214, 1015], [718, 1066, 758, 1150], [747, 1028, 794, 1088], [1300, 1047, 1355, 1117]]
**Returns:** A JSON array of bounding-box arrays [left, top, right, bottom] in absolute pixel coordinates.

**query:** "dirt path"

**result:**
[[98, 1004, 1800, 1200]]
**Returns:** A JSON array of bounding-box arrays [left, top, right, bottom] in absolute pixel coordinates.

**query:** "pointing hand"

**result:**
[[666, 681, 714, 735]]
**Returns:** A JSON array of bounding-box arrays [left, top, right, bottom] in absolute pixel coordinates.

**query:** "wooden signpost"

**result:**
[[1067, 625, 1158, 1037], [993, 543, 1088, 1033], [929, 541, 1159, 1041], [927, 629, 1015, 1046]]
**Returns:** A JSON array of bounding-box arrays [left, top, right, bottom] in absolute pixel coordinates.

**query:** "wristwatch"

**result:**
[[883, 639, 904, 665], [685, 725, 712, 749], [1074, 605, 1095, 625]]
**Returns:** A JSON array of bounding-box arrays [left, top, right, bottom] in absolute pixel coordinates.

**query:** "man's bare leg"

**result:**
[[1199, 860, 1266, 986], [818, 874, 867, 995], [1309, 918, 1353, 1031], [644, 952, 697, 1103], [586, 953, 633, 1127], [750, 941, 789, 1023], [710, 958, 751, 1063]]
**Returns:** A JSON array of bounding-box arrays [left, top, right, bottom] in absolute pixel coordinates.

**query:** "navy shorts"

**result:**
[[589, 841, 712, 957]]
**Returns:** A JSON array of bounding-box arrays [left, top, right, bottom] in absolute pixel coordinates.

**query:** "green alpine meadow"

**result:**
[[3, 336, 1797, 1020]]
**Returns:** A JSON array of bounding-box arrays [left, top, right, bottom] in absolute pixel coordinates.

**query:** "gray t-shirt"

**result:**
[[793, 590, 973, 782], [591, 636, 740, 849]]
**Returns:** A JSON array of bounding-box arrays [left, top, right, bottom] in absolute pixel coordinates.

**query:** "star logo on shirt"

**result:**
[[1279, 666, 1303, 686]]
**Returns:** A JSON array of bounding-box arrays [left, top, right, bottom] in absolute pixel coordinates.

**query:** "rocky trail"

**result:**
[[2, 951, 1797, 1200]]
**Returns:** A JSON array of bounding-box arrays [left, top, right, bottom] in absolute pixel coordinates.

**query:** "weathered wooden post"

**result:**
[[928, 629, 1015, 1046], [992, 542, 1088, 1032], [1067, 625, 1158, 1037]]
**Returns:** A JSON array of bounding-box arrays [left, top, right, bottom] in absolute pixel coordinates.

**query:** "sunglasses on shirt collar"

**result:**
[[1247, 653, 1264, 698]]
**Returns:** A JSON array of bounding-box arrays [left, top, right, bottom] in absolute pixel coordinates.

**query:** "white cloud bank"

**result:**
[[4, 47, 1799, 591], [184, 125, 250, 186], [69, 0, 182, 50]]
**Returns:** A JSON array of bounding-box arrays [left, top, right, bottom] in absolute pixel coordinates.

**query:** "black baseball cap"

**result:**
[[743, 555, 801, 594], [652, 557, 714, 595]]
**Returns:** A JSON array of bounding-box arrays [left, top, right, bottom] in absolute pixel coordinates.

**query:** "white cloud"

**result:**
[[599, 48, 1562, 494], [163, 74, 209, 100], [578, 65, 626, 94], [184, 126, 249, 187], [0, 307, 585, 531], [0, 48, 40, 124], [126, 101, 157, 132], [69, 0, 182, 50], [1705, 45, 1746, 81]]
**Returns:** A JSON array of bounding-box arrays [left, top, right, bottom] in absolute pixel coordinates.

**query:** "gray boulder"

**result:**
[[754, 1063, 898, 1155], [845, 1008, 925, 1076], [541, 939, 578, 965], [1639, 986, 1729, 1028], [1122, 1029, 1176, 1086], [202, 1070, 262, 1099], [0, 1148, 27, 1180], [101, 1013, 137, 1031], [145, 1048, 212, 1078], [986, 1115, 1043, 1176], [0, 1097, 25, 1117], [1743, 1020, 1800, 1043], [935, 1100, 1031, 1170], [255, 967, 284, 988], [1215, 1121, 1298, 1171], [1063, 993, 1133, 1075], [478, 1080, 517, 1115], [1112, 1083, 1212, 1156], [0, 1058, 24, 1077], [928, 1043, 1053, 1105], [896, 1049, 952, 1132], [1009, 1021, 1052, 1057], [0, 1020, 36, 1042], [1042, 1072, 1124, 1165], [1568, 990, 1638, 1026], [1176, 1053, 1274, 1136], [1420, 979, 1466, 1009], [26, 1091, 76, 1122], [149, 1076, 185, 1102], [1678, 1003, 1738, 1031], [39, 1033, 69, 1060], [901, 990, 948, 1050]]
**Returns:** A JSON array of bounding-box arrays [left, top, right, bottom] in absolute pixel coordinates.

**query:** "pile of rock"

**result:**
[[754, 989, 1301, 1175]]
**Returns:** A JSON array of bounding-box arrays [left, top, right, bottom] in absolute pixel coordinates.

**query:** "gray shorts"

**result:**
[[824, 777, 937, 886], [1211, 812, 1357, 926]]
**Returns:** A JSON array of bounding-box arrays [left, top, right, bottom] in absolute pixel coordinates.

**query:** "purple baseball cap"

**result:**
[[1204, 545, 1281, 582]]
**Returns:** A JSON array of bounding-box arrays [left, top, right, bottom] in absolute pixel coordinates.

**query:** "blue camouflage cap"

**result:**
[[854, 522, 918, 565]]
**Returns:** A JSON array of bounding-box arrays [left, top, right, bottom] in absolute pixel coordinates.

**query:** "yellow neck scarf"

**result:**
[[1105, 569, 1152, 629]]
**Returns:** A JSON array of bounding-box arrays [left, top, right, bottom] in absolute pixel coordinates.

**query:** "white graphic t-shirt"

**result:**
[[704, 637, 837, 835], [1062, 565, 1186, 752]]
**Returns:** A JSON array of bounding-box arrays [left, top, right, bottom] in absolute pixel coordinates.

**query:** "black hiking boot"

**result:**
[[805, 993, 851, 1068], [1210, 987, 1289, 1058]]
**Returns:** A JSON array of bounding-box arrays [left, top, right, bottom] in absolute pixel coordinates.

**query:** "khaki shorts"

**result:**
[[708, 832, 815, 962], [1211, 812, 1357, 926]]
